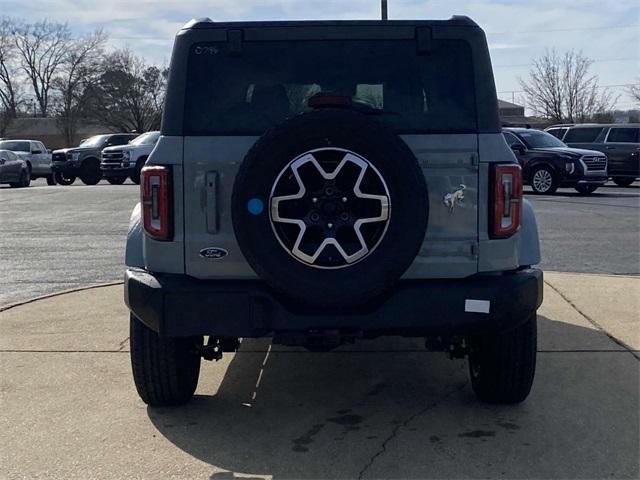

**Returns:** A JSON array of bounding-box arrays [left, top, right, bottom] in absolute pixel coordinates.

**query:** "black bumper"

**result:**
[[101, 164, 134, 177], [559, 176, 608, 188], [52, 162, 80, 174], [124, 268, 543, 338]]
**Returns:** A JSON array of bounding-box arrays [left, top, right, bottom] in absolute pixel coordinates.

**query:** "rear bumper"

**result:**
[[124, 268, 543, 338]]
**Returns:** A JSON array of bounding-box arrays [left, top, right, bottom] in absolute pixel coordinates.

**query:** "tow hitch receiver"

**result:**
[[198, 336, 241, 361], [273, 330, 361, 351]]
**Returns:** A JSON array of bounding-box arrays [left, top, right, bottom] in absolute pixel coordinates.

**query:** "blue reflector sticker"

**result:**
[[248, 198, 264, 215]]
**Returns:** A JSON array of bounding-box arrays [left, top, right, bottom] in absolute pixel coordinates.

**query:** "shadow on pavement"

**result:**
[[148, 316, 639, 479]]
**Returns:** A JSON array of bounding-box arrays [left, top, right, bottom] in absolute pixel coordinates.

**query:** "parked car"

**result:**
[[0, 149, 31, 188], [124, 17, 543, 407], [100, 131, 160, 184], [503, 128, 607, 194], [545, 124, 639, 187], [0, 139, 54, 185], [52, 133, 138, 185]]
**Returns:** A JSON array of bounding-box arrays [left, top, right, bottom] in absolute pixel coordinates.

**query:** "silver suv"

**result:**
[[124, 17, 543, 407]]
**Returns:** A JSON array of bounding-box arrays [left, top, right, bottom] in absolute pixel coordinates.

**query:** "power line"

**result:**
[[493, 58, 639, 69], [486, 24, 640, 35], [497, 83, 638, 94]]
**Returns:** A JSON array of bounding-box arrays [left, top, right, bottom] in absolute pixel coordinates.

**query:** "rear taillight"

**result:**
[[141, 166, 172, 241], [491, 164, 522, 239]]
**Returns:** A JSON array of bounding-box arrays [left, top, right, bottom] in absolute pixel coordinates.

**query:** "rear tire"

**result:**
[[530, 165, 558, 194], [130, 314, 203, 406], [79, 159, 102, 185], [612, 177, 635, 187], [574, 185, 598, 194], [468, 314, 537, 404], [107, 176, 127, 185], [54, 172, 76, 185]]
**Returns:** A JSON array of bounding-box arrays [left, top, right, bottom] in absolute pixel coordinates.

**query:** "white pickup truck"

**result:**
[[100, 131, 160, 184]]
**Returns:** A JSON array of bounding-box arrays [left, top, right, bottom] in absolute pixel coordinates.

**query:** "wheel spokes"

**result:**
[[270, 149, 391, 268]]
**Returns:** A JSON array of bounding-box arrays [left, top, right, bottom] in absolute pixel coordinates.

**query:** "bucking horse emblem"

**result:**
[[443, 184, 466, 213]]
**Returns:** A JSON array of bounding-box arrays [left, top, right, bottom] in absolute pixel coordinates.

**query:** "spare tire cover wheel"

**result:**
[[232, 110, 428, 308]]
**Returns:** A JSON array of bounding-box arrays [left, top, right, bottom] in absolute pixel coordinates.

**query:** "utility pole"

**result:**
[[381, 0, 388, 20]]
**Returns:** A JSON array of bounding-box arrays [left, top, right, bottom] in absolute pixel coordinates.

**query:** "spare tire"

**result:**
[[231, 109, 428, 309]]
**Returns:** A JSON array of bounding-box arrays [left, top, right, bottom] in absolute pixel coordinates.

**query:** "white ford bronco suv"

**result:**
[[124, 17, 542, 407]]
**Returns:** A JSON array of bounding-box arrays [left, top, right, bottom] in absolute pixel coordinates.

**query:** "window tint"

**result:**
[[0, 141, 30, 152], [184, 39, 477, 135], [607, 128, 639, 143], [517, 130, 566, 149], [502, 132, 522, 147], [547, 128, 567, 140], [130, 131, 161, 146], [564, 127, 603, 143], [109, 135, 131, 146], [80, 135, 108, 147]]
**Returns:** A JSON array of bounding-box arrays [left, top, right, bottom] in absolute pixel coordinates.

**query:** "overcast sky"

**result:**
[[2, 0, 639, 109]]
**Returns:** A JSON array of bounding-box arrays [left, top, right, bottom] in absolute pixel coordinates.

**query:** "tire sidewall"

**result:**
[[530, 165, 557, 194], [80, 158, 102, 185]]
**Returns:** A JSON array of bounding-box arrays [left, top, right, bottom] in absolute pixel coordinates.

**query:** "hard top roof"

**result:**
[[180, 16, 479, 30]]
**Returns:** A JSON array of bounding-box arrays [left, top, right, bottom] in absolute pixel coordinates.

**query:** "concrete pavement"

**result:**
[[0, 272, 638, 479]]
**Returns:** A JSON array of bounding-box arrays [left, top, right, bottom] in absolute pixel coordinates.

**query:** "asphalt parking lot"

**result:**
[[1, 179, 638, 306], [1, 178, 639, 479]]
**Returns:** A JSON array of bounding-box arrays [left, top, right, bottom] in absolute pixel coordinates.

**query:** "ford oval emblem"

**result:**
[[199, 247, 228, 260]]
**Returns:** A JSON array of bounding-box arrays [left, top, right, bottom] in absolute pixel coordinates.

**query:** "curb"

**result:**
[[0, 282, 123, 313], [545, 270, 639, 279]]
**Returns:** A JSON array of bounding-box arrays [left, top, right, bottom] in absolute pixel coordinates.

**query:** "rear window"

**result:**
[[564, 127, 603, 143], [606, 128, 639, 143], [0, 141, 30, 152], [184, 39, 477, 135]]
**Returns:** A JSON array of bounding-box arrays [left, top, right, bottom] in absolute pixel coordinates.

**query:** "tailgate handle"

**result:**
[[205, 171, 219, 233]]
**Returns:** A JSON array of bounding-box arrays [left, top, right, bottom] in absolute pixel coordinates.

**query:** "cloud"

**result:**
[[2, 0, 638, 107]]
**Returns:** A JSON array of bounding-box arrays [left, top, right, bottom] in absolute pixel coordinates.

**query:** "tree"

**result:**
[[519, 49, 617, 123], [53, 29, 107, 145], [91, 49, 166, 132], [0, 17, 22, 134], [13, 19, 71, 116], [627, 78, 640, 104]]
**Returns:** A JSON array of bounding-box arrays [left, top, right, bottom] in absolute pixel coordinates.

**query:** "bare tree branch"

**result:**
[[90, 49, 166, 133], [13, 19, 71, 116], [53, 29, 107, 144], [627, 77, 640, 104], [0, 16, 23, 134], [519, 48, 618, 122]]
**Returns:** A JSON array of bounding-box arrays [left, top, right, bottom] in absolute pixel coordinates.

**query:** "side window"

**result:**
[[547, 128, 567, 140], [503, 132, 523, 147], [607, 128, 639, 143], [37, 142, 46, 152], [564, 127, 603, 143]]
